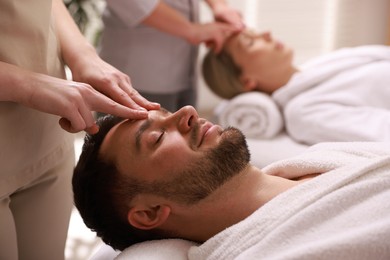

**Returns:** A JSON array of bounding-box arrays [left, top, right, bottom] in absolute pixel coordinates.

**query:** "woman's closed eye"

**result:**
[[240, 34, 254, 47]]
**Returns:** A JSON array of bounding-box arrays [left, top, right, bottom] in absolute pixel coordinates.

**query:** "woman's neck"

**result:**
[[260, 65, 299, 94]]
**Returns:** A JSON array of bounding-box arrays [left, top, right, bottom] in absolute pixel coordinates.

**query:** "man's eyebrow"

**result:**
[[160, 107, 170, 114], [134, 108, 170, 151], [135, 118, 152, 151]]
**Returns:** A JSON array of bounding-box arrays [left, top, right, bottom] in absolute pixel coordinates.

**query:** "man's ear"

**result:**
[[239, 74, 258, 91], [127, 204, 171, 230]]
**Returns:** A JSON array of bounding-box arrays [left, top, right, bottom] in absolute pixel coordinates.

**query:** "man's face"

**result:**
[[225, 30, 294, 93], [101, 106, 250, 204]]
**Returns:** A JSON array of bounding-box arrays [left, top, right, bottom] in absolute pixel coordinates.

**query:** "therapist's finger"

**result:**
[[59, 117, 99, 135], [215, 10, 245, 30], [84, 124, 100, 135], [102, 77, 160, 111], [118, 80, 160, 111], [88, 90, 150, 120], [212, 28, 233, 53], [58, 103, 96, 134], [219, 15, 244, 30]]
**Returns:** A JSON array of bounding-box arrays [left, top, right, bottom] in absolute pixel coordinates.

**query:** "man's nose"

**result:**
[[172, 106, 199, 133]]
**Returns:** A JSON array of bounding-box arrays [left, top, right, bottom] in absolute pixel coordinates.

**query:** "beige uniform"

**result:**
[[0, 0, 74, 259]]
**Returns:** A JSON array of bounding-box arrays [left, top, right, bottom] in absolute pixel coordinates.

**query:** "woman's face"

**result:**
[[225, 30, 294, 93]]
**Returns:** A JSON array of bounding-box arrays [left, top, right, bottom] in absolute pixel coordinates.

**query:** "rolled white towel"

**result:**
[[215, 92, 284, 139]]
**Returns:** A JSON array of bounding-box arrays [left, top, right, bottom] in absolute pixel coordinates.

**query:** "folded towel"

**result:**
[[189, 142, 390, 260], [215, 92, 283, 139]]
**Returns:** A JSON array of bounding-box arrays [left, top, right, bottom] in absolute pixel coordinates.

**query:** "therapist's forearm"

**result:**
[[0, 61, 31, 103], [142, 1, 195, 43], [52, 0, 97, 70], [205, 0, 228, 12]]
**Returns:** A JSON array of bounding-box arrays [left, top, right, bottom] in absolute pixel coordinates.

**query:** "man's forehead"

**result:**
[[100, 109, 171, 157], [99, 118, 133, 161], [104, 109, 167, 139]]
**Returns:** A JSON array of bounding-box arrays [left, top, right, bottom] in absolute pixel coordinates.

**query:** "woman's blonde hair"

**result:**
[[202, 49, 245, 99]]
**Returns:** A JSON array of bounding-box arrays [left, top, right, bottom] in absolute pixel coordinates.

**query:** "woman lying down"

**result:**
[[203, 30, 390, 145], [73, 108, 390, 259]]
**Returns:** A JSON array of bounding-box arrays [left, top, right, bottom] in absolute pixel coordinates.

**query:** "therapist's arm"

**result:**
[[52, 0, 159, 114], [205, 0, 244, 29], [142, 0, 239, 53], [0, 60, 143, 134]]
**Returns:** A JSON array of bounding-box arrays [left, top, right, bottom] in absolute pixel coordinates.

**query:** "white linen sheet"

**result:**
[[246, 134, 308, 168]]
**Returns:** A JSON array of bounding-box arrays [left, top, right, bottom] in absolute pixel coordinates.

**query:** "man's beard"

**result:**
[[148, 126, 251, 205]]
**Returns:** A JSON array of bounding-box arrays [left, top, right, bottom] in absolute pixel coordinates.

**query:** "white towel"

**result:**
[[215, 92, 283, 139], [116, 239, 196, 260], [189, 142, 390, 260]]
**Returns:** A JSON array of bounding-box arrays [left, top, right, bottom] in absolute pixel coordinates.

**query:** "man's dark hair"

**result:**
[[72, 115, 167, 251]]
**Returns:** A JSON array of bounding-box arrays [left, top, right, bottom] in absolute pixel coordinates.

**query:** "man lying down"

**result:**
[[73, 106, 390, 259]]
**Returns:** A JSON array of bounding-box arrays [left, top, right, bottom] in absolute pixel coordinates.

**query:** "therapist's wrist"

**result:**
[[182, 23, 203, 45], [207, 0, 228, 14], [63, 43, 97, 73]]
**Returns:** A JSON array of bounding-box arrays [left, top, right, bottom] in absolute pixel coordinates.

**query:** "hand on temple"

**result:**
[[211, 2, 245, 31], [69, 53, 160, 114], [188, 22, 241, 53], [29, 73, 157, 135]]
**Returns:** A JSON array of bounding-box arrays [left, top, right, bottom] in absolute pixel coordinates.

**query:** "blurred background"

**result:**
[[65, 0, 390, 259]]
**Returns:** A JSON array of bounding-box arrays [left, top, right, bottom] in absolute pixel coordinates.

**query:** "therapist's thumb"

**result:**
[[59, 117, 99, 134]]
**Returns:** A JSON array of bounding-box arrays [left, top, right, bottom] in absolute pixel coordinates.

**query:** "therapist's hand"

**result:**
[[22, 70, 150, 134], [70, 54, 160, 114], [1, 61, 127, 134], [209, 1, 245, 30], [188, 22, 239, 53], [213, 8, 244, 30]]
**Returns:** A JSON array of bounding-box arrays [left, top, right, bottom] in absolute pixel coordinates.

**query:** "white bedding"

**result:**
[[246, 134, 308, 168]]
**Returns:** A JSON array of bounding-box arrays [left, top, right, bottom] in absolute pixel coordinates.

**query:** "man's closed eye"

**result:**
[[155, 130, 165, 145]]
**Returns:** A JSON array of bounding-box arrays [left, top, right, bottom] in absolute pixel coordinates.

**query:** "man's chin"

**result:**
[[222, 126, 247, 141], [216, 126, 251, 166], [222, 126, 238, 134]]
